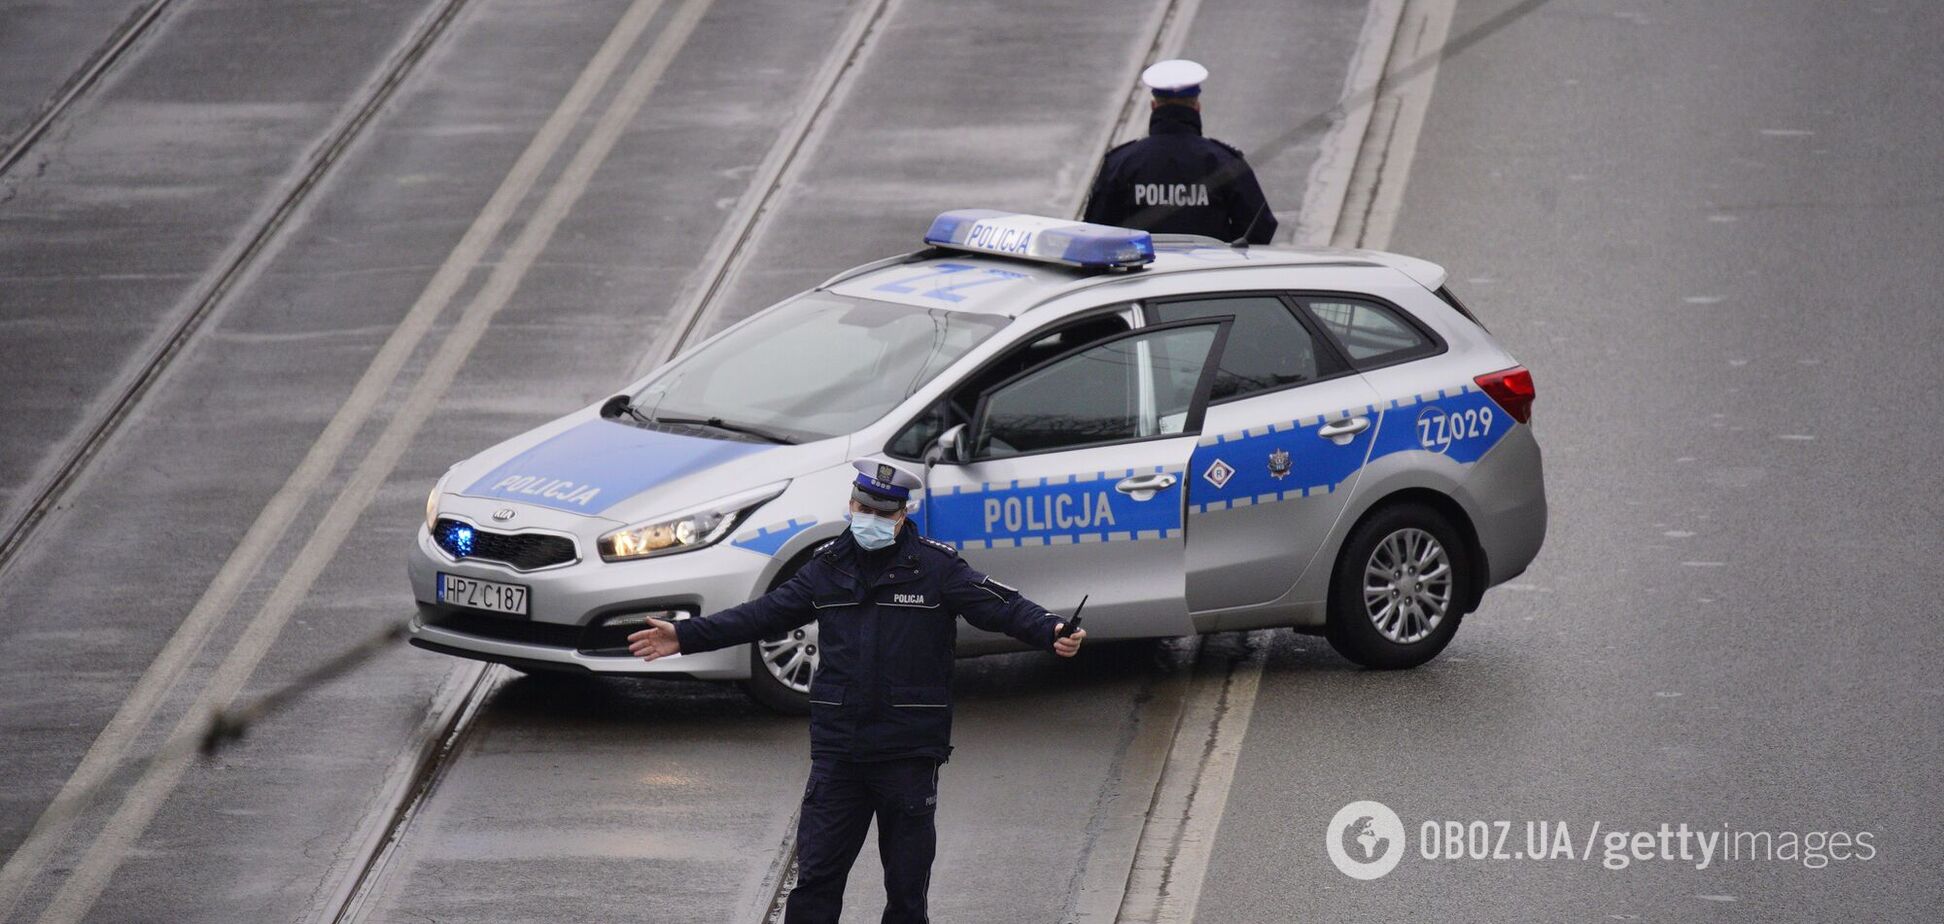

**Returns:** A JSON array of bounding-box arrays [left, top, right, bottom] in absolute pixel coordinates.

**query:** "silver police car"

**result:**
[[408, 210, 1546, 712]]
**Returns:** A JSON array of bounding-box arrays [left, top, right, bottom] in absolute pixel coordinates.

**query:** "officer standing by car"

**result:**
[[627, 459, 1086, 924], [1083, 58, 1279, 244]]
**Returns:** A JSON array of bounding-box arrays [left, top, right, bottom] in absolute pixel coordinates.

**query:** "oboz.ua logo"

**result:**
[[1326, 800, 1405, 880]]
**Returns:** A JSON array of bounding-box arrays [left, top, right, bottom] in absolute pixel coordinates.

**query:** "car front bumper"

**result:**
[[405, 519, 761, 679], [407, 603, 750, 678]]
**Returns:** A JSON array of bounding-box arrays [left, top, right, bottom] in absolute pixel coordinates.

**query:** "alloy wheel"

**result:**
[[1362, 527, 1453, 644]]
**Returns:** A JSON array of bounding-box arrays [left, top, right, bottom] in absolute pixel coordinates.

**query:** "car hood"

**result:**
[[448, 411, 844, 523]]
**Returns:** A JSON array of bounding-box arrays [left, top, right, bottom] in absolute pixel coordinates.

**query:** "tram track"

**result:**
[[0, 0, 173, 182], [0, 0, 478, 918], [0, 0, 476, 582], [313, 0, 903, 920]]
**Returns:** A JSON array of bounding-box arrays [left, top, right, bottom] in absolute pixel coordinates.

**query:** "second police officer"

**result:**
[[628, 459, 1086, 924], [1084, 58, 1279, 244]]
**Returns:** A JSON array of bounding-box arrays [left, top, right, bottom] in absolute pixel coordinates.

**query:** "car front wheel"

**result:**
[[743, 620, 817, 714], [1326, 503, 1470, 669]]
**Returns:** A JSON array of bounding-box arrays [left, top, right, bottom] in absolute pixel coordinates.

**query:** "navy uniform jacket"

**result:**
[[674, 525, 1063, 763], [1083, 104, 1278, 244]]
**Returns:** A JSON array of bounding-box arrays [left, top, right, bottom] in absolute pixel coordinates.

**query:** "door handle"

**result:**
[[1317, 416, 1370, 442], [1114, 473, 1177, 500]]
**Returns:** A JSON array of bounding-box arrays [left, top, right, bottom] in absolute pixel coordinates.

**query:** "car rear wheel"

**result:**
[[1326, 503, 1469, 669]]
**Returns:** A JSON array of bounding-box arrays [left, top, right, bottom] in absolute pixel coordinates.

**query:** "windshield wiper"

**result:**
[[654, 416, 798, 445]]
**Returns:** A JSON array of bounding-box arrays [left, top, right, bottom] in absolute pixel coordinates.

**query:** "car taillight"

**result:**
[[1474, 366, 1535, 423]]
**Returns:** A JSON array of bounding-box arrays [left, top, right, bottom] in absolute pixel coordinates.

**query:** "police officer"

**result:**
[[1083, 58, 1278, 244], [627, 459, 1086, 924]]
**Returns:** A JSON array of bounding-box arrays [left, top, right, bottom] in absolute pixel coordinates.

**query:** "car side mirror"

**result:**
[[926, 423, 970, 466], [599, 394, 634, 420]]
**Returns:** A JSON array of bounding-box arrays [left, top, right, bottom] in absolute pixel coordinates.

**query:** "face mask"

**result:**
[[848, 511, 899, 550]]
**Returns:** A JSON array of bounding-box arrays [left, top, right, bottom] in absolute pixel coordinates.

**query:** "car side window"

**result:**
[[887, 312, 1132, 458], [975, 324, 1220, 459], [1301, 297, 1431, 364], [1149, 296, 1336, 401]]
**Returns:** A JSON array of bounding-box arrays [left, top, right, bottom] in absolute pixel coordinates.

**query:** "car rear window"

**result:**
[[1302, 297, 1433, 365], [1435, 285, 1488, 331]]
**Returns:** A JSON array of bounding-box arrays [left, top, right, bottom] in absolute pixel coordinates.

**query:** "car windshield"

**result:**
[[631, 293, 1009, 442]]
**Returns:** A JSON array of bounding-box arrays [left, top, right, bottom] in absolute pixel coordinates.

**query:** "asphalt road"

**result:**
[[1199, 0, 1944, 920], [1, 0, 1938, 921], [0, 0, 1363, 920]]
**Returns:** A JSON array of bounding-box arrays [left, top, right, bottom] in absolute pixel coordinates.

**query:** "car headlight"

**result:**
[[598, 482, 788, 562], [425, 472, 452, 532]]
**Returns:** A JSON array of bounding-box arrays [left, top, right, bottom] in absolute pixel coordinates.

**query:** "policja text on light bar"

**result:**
[[924, 209, 1155, 269]]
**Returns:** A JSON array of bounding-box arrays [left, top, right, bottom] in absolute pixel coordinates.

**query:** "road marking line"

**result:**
[[1114, 0, 1205, 148], [0, 0, 684, 919], [34, 1, 713, 917], [309, 0, 907, 918], [34, 0, 712, 917], [1066, 0, 1425, 913], [1065, 639, 1199, 924], [0, 0, 671, 911], [1331, 0, 1461, 250], [1295, 0, 1408, 245], [1114, 631, 1269, 923], [1061, 0, 1201, 219]]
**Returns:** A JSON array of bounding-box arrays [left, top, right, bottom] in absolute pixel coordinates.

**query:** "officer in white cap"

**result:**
[[1084, 58, 1278, 244], [628, 457, 1086, 924]]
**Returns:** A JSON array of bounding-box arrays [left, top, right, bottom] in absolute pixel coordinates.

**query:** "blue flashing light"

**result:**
[[444, 523, 475, 557], [924, 210, 1154, 269]]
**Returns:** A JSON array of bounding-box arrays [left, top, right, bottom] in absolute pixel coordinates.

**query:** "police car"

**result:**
[[407, 210, 1546, 712]]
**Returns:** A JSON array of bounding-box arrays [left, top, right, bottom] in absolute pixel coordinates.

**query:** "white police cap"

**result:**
[[851, 458, 923, 513], [1141, 59, 1208, 98]]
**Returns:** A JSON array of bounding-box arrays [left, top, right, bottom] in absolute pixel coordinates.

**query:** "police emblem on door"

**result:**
[[1267, 448, 1292, 480]]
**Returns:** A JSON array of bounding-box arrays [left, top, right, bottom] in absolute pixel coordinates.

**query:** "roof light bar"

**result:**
[[924, 209, 1154, 269]]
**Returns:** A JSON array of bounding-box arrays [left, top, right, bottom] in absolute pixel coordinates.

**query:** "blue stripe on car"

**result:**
[[1187, 385, 1513, 514], [732, 518, 818, 556], [924, 468, 1183, 550]]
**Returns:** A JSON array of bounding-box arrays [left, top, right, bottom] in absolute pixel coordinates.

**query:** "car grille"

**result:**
[[433, 518, 577, 570]]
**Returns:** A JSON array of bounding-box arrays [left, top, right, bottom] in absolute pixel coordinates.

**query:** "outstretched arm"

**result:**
[[630, 566, 820, 662], [940, 556, 1085, 657]]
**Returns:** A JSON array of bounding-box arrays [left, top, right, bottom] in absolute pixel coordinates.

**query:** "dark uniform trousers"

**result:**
[[787, 755, 940, 924], [674, 526, 1062, 924]]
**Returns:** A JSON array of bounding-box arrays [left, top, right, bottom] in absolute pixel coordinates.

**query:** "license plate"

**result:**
[[438, 573, 529, 616]]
